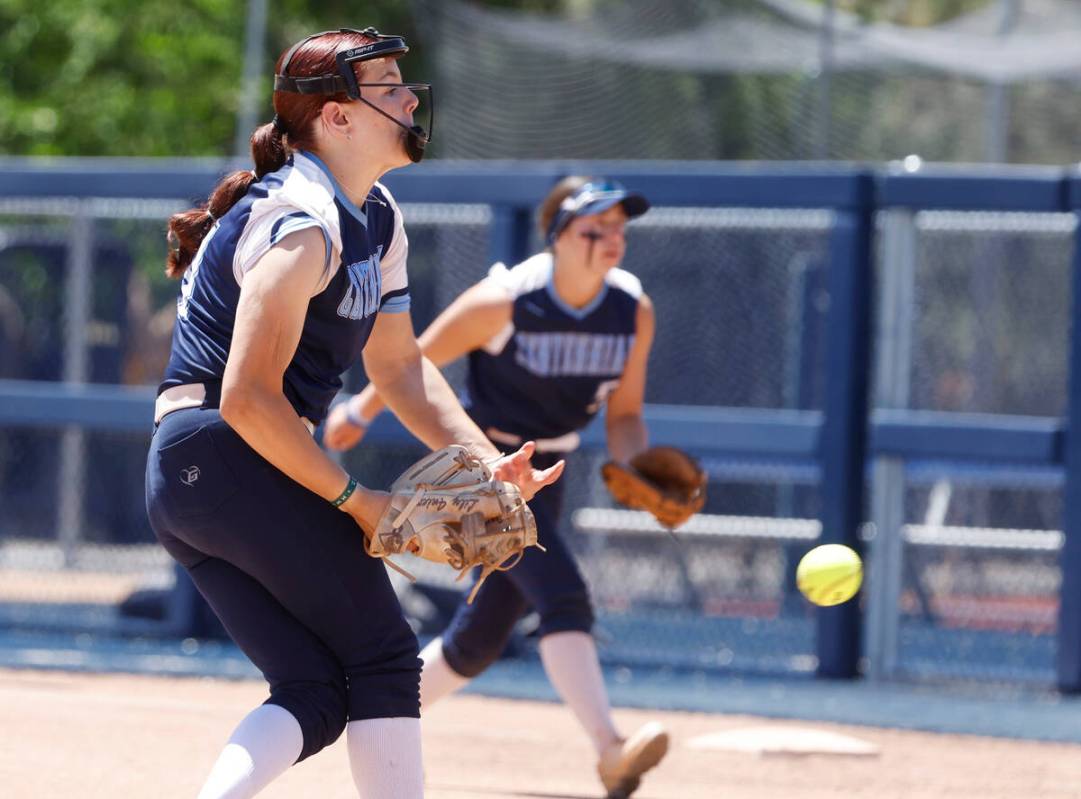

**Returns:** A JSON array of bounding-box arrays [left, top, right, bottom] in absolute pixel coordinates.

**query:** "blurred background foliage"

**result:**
[[0, 0, 1001, 157], [815, 0, 991, 23]]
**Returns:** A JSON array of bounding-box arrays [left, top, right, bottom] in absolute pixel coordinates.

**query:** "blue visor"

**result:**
[[546, 180, 650, 244]]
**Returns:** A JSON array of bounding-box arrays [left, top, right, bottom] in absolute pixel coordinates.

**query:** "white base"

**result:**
[[687, 725, 880, 756]]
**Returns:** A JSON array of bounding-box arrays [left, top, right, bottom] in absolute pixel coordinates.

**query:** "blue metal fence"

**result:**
[[1059, 173, 1081, 691], [1, 158, 1079, 688]]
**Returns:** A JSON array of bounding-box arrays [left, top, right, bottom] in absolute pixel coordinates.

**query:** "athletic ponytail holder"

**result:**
[[271, 114, 288, 136]]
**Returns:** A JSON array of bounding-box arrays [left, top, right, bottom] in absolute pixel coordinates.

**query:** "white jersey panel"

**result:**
[[486, 253, 554, 298], [604, 267, 643, 300], [232, 153, 341, 293], [374, 181, 410, 313], [480, 254, 555, 353]]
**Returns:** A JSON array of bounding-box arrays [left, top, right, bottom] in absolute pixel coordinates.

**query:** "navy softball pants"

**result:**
[[441, 452, 594, 678], [145, 407, 420, 762]]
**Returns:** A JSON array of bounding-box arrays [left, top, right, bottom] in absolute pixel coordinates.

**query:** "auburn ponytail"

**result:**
[[164, 28, 382, 278], [164, 122, 287, 279]]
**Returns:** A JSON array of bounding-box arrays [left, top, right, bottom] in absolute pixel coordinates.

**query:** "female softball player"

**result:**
[[145, 28, 560, 799], [325, 176, 669, 798]]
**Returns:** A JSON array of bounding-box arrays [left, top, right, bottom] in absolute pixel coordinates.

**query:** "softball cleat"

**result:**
[[597, 721, 669, 798]]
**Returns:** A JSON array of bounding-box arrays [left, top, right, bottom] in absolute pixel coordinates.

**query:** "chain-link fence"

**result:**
[[0, 178, 1076, 685], [414, 0, 1081, 165], [337, 203, 837, 674], [869, 208, 1075, 684], [0, 199, 181, 634]]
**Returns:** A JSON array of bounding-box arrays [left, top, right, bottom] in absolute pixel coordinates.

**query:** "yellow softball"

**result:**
[[796, 544, 863, 607]]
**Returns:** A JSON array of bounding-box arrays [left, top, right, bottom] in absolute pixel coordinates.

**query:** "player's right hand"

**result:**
[[324, 401, 368, 451], [490, 440, 565, 502]]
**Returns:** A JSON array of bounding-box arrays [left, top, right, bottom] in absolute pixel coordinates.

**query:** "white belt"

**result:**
[[155, 383, 315, 435], [486, 426, 580, 454]]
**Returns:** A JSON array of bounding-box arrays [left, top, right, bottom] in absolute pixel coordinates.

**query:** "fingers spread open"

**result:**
[[539, 460, 565, 486]]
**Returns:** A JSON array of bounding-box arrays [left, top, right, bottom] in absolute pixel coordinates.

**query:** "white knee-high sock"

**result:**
[[539, 631, 621, 755], [346, 717, 424, 799], [419, 636, 469, 710], [197, 704, 303, 799]]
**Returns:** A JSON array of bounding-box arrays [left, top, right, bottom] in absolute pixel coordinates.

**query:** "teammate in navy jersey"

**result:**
[[145, 28, 561, 799], [326, 177, 669, 798]]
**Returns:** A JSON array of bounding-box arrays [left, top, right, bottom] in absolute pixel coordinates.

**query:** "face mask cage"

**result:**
[[349, 79, 433, 161], [273, 27, 434, 160]]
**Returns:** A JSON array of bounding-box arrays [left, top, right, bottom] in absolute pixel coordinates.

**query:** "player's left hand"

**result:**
[[339, 486, 392, 541], [601, 446, 706, 529], [489, 441, 564, 502]]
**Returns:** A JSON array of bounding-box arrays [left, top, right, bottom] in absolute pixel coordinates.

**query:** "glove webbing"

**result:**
[[372, 482, 544, 604], [461, 504, 548, 604], [394, 483, 543, 604], [364, 482, 493, 583]]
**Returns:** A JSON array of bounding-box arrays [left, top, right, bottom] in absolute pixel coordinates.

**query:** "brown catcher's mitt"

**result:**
[[601, 446, 707, 529], [368, 445, 542, 603]]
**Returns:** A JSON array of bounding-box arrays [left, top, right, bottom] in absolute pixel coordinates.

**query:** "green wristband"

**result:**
[[331, 477, 358, 508]]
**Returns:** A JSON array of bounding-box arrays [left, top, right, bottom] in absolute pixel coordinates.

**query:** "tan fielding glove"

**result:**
[[368, 445, 542, 603]]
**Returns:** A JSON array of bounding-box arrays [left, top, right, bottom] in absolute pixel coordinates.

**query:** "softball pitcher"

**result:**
[[326, 176, 669, 798], [145, 28, 560, 799]]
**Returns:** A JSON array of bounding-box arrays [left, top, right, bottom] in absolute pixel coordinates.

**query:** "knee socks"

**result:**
[[418, 636, 469, 709], [196, 703, 303, 799], [345, 717, 424, 799], [539, 631, 621, 755]]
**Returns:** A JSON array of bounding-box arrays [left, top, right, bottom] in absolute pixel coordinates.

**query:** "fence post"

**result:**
[[1057, 175, 1081, 692], [817, 172, 875, 679], [488, 205, 532, 270], [866, 208, 917, 681], [57, 202, 94, 567]]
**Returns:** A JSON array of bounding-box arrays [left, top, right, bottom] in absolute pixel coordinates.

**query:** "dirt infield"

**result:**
[[3, 667, 1080, 798]]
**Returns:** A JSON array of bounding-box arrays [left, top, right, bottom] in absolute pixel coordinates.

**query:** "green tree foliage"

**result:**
[[0, 0, 568, 157], [0, 0, 423, 156], [0, 0, 243, 155], [817, 0, 992, 24], [0, 0, 1005, 158]]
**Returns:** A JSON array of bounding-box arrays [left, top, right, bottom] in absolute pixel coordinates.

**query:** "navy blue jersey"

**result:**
[[160, 152, 411, 425], [464, 253, 640, 442]]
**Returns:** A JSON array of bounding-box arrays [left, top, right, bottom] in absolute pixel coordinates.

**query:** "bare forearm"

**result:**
[[348, 383, 386, 425], [352, 323, 469, 425], [376, 356, 501, 461], [606, 413, 648, 463]]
